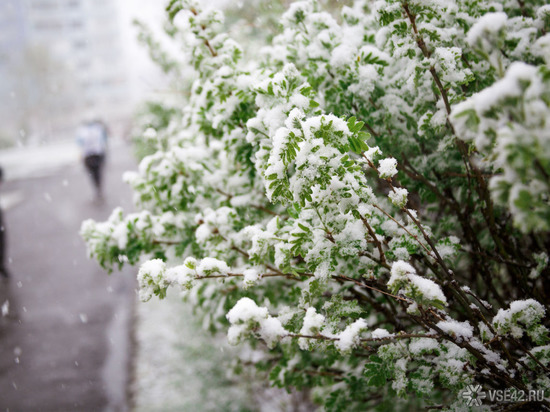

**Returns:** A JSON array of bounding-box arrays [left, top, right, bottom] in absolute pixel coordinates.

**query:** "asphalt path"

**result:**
[[0, 142, 137, 412]]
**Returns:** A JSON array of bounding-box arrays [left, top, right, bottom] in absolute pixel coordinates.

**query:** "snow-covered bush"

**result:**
[[82, 0, 550, 409]]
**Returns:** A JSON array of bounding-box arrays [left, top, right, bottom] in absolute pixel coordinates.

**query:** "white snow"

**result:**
[[409, 338, 439, 355], [0, 139, 79, 181], [196, 257, 230, 277], [330, 44, 357, 69], [408, 273, 447, 305], [492, 299, 546, 338], [371, 328, 393, 339], [363, 146, 381, 162], [1, 300, 9, 317], [389, 260, 416, 282], [165, 262, 196, 290], [243, 267, 261, 288], [137, 259, 168, 302], [388, 187, 408, 207], [300, 307, 325, 335], [378, 158, 398, 179], [388, 261, 447, 306], [139, 259, 165, 282], [483, 62, 537, 112], [436, 320, 473, 341], [226, 297, 269, 324], [335, 319, 367, 352], [226, 298, 287, 348], [466, 12, 508, 46], [258, 317, 287, 347]]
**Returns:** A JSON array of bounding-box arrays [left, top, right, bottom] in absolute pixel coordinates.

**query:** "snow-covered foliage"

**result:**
[[82, 0, 550, 410]]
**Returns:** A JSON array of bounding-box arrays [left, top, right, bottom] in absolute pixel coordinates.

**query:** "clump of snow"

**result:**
[[393, 247, 410, 261], [364, 146, 381, 162], [409, 338, 439, 355], [452, 62, 538, 134], [381, 219, 400, 237], [243, 267, 262, 288], [281, 1, 314, 26], [359, 45, 390, 64], [258, 317, 287, 348], [285, 107, 306, 130], [330, 44, 357, 69], [227, 297, 269, 324], [466, 12, 508, 46], [371, 328, 393, 339], [196, 257, 230, 277], [436, 320, 473, 342], [408, 274, 447, 304], [226, 298, 287, 348], [139, 259, 165, 280], [298, 307, 326, 349], [300, 307, 325, 335], [333, 219, 367, 255], [388, 187, 408, 208], [112, 223, 129, 250], [348, 65, 379, 99], [432, 47, 471, 85], [137, 259, 168, 302], [468, 339, 507, 371], [335, 319, 368, 353], [378, 158, 398, 179], [534, 34, 550, 64], [392, 358, 408, 395], [389, 261, 416, 282], [166, 258, 197, 290], [492, 299, 546, 339], [479, 62, 537, 114], [388, 261, 447, 307]]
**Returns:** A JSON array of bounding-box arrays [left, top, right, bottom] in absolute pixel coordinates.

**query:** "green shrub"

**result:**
[[82, 1, 550, 410]]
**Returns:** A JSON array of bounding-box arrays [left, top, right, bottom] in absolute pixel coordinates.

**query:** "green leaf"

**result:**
[[297, 222, 311, 232], [363, 356, 388, 387], [364, 363, 387, 387]]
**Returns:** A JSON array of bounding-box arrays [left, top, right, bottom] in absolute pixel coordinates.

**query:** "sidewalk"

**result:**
[[0, 140, 137, 411]]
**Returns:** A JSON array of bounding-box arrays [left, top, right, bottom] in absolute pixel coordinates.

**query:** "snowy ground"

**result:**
[[132, 290, 258, 411], [0, 140, 81, 211], [132, 290, 310, 412], [0, 139, 80, 182], [0, 139, 137, 411]]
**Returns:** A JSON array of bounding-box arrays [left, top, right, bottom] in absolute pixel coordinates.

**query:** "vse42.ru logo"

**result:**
[[461, 385, 545, 406]]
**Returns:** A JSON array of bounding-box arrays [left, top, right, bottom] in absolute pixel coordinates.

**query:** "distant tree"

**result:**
[[83, 1, 550, 410]]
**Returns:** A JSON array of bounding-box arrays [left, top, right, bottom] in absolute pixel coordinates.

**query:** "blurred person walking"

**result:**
[[76, 119, 109, 201]]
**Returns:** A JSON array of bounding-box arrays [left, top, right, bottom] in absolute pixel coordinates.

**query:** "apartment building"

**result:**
[[0, 0, 129, 144]]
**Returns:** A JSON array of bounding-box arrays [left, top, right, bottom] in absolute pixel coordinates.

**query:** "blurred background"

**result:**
[[0, 0, 170, 147]]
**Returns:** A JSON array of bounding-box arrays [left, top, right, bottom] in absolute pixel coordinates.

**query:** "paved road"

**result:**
[[0, 142, 137, 411]]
